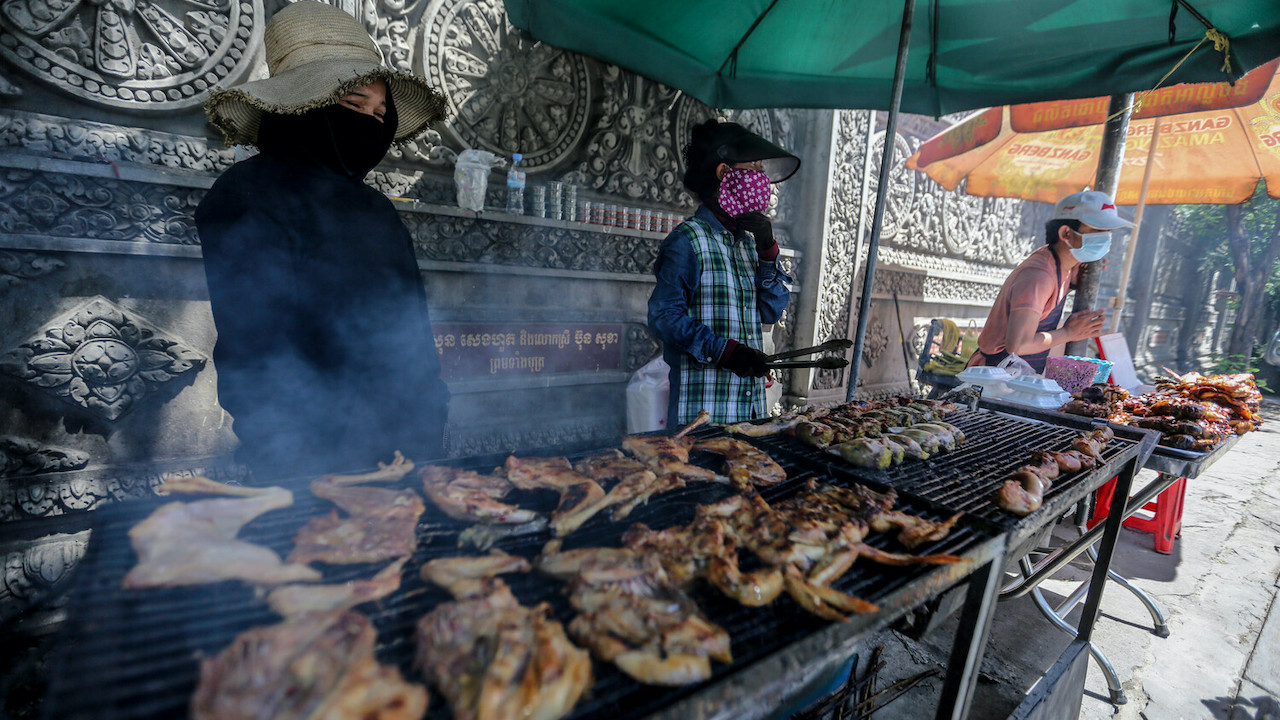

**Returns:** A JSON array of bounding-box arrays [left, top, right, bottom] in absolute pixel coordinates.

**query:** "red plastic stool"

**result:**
[[1088, 474, 1188, 554]]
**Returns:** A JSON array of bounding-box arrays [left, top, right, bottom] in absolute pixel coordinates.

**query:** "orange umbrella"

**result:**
[[907, 59, 1280, 331], [907, 58, 1280, 204]]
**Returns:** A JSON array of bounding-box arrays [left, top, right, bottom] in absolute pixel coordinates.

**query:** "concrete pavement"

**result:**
[[844, 401, 1280, 719]]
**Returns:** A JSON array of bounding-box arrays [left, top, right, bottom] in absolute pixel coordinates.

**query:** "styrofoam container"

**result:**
[[954, 366, 1013, 395], [1001, 376, 1072, 408]]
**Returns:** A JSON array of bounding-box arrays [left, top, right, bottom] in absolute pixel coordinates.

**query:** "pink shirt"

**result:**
[[976, 246, 1076, 357]]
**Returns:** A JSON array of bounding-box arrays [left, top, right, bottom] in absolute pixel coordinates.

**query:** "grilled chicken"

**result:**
[[537, 540, 731, 686], [267, 558, 408, 617], [993, 428, 1112, 516], [693, 437, 787, 490], [724, 407, 829, 437], [503, 456, 607, 536], [420, 550, 531, 599], [621, 411, 724, 484], [191, 610, 428, 720], [420, 465, 541, 525], [623, 519, 783, 607], [572, 449, 647, 484], [571, 450, 687, 521], [416, 574, 591, 720], [688, 483, 961, 622], [288, 475, 425, 566], [123, 481, 320, 589]]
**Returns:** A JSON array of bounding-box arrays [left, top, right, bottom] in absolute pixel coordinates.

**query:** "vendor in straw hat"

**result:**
[[196, 1, 450, 480]]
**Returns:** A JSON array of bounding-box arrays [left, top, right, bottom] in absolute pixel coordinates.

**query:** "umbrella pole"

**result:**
[[1066, 94, 1133, 357], [1108, 120, 1161, 334], [847, 0, 916, 401]]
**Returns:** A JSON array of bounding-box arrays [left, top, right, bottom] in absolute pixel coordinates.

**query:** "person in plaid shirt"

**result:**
[[648, 120, 800, 427]]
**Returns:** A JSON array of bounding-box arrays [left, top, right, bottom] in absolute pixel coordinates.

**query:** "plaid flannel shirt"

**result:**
[[647, 205, 791, 426]]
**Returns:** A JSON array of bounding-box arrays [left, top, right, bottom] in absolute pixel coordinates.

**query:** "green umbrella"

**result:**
[[507, 0, 1280, 404], [505, 0, 1280, 115]]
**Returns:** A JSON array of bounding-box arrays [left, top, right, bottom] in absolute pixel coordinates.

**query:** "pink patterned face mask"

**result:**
[[717, 167, 771, 217]]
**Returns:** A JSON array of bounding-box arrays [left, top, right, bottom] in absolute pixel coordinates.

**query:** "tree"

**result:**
[[1175, 184, 1280, 361], [1223, 193, 1280, 358]]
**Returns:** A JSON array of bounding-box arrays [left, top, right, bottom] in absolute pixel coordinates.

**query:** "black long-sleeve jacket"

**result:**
[[195, 152, 449, 480]]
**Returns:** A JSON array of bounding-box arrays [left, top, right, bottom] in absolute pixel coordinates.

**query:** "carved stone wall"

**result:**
[[806, 110, 1052, 403], [0, 0, 815, 626]]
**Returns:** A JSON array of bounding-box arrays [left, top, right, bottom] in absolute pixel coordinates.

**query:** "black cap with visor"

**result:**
[[713, 126, 801, 183]]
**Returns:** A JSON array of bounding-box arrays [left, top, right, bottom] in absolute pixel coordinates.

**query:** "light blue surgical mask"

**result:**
[[1069, 231, 1111, 263]]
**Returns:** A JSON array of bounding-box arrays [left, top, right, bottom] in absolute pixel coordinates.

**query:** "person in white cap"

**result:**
[[196, 1, 451, 480], [968, 190, 1134, 374]]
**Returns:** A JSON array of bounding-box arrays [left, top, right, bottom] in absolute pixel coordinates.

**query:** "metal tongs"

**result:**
[[764, 338, 852, 369]]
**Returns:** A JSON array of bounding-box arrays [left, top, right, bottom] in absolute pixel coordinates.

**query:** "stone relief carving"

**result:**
[[562, 64, 680, 203], [0, 110, 234, 171], [2, 296, 207, 421], [863, 267, 925, 300], [0, 68, 18, 95], [876, 246, 1014, 285], [812, 110, 869, 391], [1, 531, 88, 624], [923, 276, 1001, 305], [0, 462, 248, 520], [864, 315, 889, 364], [864, 127, 916, 244], [0, 250, 64, 291], [624, 323, 659, 372], [402, 212, 659, 274], [0, 170, 204, 244], [0, 0, 260, 110], [418, 0, 591, 173], [874, 126, 1036, 269], [0, 436, 90, 476]]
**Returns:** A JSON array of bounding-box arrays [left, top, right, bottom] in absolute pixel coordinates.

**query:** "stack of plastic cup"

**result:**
[[563, 184, 577, 223], [548, 182, 563, 220], [531, 185, 546, 218]]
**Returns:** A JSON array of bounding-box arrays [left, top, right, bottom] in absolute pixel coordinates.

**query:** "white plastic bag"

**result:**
[[453, 149, 503, 211], [626, 356, 670, 433], [996, 353, 1037, 379]]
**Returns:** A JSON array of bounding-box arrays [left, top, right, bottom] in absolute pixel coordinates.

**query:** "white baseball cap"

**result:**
[[1051, 190, 1134, 230]]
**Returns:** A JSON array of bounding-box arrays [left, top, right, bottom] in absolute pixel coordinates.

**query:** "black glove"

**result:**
[[719, 343, 769, 378], [734, 211, 776, 253]]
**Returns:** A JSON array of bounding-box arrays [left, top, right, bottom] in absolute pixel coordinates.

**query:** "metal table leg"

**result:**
[[998, 455, 1146, 706], [934, 537, 1007, 720], [1022, 557, 1127, 704]]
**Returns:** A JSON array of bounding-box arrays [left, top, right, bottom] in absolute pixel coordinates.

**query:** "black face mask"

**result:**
[[257, 89, 398, 179]]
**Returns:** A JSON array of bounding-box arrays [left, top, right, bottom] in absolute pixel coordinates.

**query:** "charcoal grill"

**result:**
[[732, 407, 1147, 555], [43, 434, 1005, 720], [690, 406, 1149, 718], [974, 396, 1231, 705]]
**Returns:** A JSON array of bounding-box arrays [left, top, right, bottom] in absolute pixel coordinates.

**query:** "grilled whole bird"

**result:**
[[289, 455, 424, 566], [192, 610, 427, 720], [537, 540, 732, 686], [415, 555, 592, 720], [123, 478, 320, 589]]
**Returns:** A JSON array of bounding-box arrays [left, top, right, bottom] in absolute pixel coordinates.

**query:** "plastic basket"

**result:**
[[1044, 356, 1107, 395]]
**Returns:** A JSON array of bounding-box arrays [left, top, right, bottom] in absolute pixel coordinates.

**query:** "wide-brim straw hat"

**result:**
[[205, 1, 448, 146]]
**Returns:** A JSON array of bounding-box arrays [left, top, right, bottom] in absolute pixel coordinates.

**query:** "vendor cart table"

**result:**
[[728, 407, 1152, 719], [978, 396, 1240, 706]]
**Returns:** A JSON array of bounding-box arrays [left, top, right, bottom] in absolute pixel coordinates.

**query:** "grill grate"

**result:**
[[732, 409, 1136, 537], [45, 439, 992, 720]]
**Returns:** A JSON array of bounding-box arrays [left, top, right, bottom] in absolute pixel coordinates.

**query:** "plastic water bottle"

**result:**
[[506, 152, 525, 215]]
